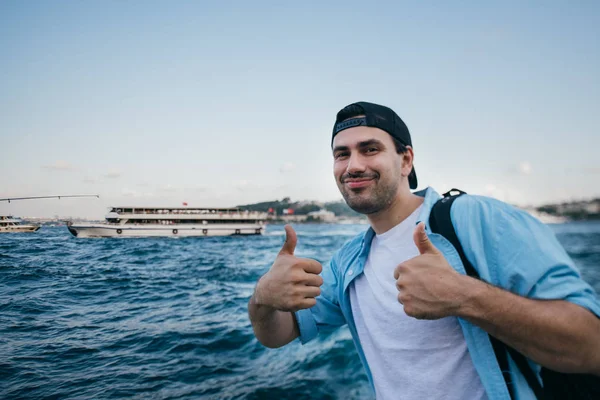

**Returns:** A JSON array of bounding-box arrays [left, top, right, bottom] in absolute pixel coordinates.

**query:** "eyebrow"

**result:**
[[332, 139, 385, 153]]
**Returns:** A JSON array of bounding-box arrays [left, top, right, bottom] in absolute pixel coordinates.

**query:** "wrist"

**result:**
[[251, 280, 264, 307], [251, 275, 271, 308], [455, 275, 489, 319]]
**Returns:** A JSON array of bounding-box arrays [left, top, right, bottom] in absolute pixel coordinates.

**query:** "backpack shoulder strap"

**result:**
[[429, 189, 520, 399], [429, 189, 478, 278], [507, 347, 544, 399]]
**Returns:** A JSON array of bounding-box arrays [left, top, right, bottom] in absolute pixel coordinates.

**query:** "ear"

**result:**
[[401, 146, 414, 178]]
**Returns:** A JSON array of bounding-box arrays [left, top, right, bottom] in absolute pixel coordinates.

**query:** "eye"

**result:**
[[365, 147, 379, 154], [334, 151, 349, 160]]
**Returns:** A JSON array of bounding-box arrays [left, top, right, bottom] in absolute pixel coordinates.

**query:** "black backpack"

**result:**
[[429, 189, 600, 400]]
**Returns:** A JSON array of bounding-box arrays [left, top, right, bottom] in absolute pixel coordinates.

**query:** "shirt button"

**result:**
[[348, 270, 354, 276]]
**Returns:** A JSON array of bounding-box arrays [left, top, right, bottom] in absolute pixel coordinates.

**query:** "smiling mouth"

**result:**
[[344, 178, 374, 189]]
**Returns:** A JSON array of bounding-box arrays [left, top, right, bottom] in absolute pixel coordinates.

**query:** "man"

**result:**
[[248, 101, 600, 399]]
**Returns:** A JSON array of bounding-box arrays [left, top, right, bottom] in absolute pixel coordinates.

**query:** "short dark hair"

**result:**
[[336, 104, 408, 154]]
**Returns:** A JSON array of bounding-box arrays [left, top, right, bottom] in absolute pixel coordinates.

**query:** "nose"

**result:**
[[346, 152, 367, 174]]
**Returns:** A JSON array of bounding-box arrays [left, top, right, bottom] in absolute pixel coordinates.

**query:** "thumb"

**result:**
[[413, 222, 437, 255], [279, 224, 297, 255]]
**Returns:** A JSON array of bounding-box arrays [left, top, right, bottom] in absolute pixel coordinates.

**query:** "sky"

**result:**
[[1, 1, 599, 219]]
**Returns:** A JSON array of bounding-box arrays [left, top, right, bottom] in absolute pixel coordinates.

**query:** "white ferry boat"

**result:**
[[67, 206, 268, 238], [0, 216, 41, 233]]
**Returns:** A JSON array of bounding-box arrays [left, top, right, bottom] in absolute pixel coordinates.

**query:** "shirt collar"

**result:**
[[358, 187, 441, 258]]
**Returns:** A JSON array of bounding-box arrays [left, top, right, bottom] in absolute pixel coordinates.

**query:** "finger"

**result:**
[[395, 278, 403, 292], [279, 224, 297, 255], [413, 222, 438, 255], [302, 259, 323, 275], [299, 298, 317, 309], [302, 274, 324, 287], [301, 286, 321, 298], [393, 263, 406, 280]]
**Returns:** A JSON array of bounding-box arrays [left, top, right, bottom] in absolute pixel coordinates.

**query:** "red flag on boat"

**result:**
[[182, 202, 188, 206], [268, 207, 274, 213]]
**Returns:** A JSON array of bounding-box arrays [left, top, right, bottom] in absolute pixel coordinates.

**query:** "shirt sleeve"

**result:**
[[495, 204, 600, 317], [455, 195, 600, 318], [295, 253, 347, 344]]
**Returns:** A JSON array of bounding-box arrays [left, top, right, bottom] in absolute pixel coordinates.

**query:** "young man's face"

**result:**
[[332, 125, 408, 214]]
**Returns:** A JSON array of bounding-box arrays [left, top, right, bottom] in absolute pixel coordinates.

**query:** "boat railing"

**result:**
[[112, 209, 231, 215], [112, 210, 267, 218]]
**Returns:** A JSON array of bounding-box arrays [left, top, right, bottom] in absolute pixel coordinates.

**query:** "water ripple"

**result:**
[[1, 222, 598, 399]]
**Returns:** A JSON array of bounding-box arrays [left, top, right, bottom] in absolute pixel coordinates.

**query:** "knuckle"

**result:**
[[290, 259, 302, 271], [283, 299, 294, 311], [305, 298, 317, 308], [398, 293, 411, 306], [287, 297, 301, 312], [290, 271, 304, 284], [290, 287, 302, 297], [398, 263, 410, 273]]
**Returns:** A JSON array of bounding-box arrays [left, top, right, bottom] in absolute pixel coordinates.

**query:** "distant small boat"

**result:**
[[0, 194, 97, 233], [67, 206, 268, 238], [0, 215, 41, 233]]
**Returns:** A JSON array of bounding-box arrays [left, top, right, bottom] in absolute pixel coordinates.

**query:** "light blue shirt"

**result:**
[[295, 187, 600, 400]]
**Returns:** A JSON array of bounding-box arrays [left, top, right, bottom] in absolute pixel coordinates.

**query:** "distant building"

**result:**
[[280, 215, 308, 222], [307, 209, 336, 222], [584, 202, 600, 214]]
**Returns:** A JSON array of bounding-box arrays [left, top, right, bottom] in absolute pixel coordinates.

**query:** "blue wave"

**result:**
[[1, 222, 598, 399]]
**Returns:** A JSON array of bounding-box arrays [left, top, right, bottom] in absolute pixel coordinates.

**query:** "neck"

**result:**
[[367, 189, 424, 235]]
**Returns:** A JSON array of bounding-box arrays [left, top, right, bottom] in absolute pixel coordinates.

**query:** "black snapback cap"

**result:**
[[332, 101, 418, 189]]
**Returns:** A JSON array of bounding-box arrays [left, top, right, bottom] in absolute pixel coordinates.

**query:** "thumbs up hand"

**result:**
[[413, 220, 442, 256], [393, 222, 469, 320], [254, 225, 324, 312]]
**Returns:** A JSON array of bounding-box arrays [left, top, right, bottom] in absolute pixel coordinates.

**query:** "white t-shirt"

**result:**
[[349, 206, 487, 400]]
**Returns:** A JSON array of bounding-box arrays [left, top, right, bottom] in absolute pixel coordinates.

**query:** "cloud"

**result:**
[[505, 161, 533, 176], [484, 184, 508, 201], [158, 184, 178, 193], [121, 188, 138, 197], [234, 180, 270, 192], [151, 184, 205, 194], [485, 184, 497, 193], [83, 177, 97, 184], [236, 180, 249, 188], [519, 162, 532, 175], [105, 169, 122, 179], [191, 186, 208, 193], [279, 162, 295, 173], [121, 188, 154, 197], [42, 160, 75, 171]]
